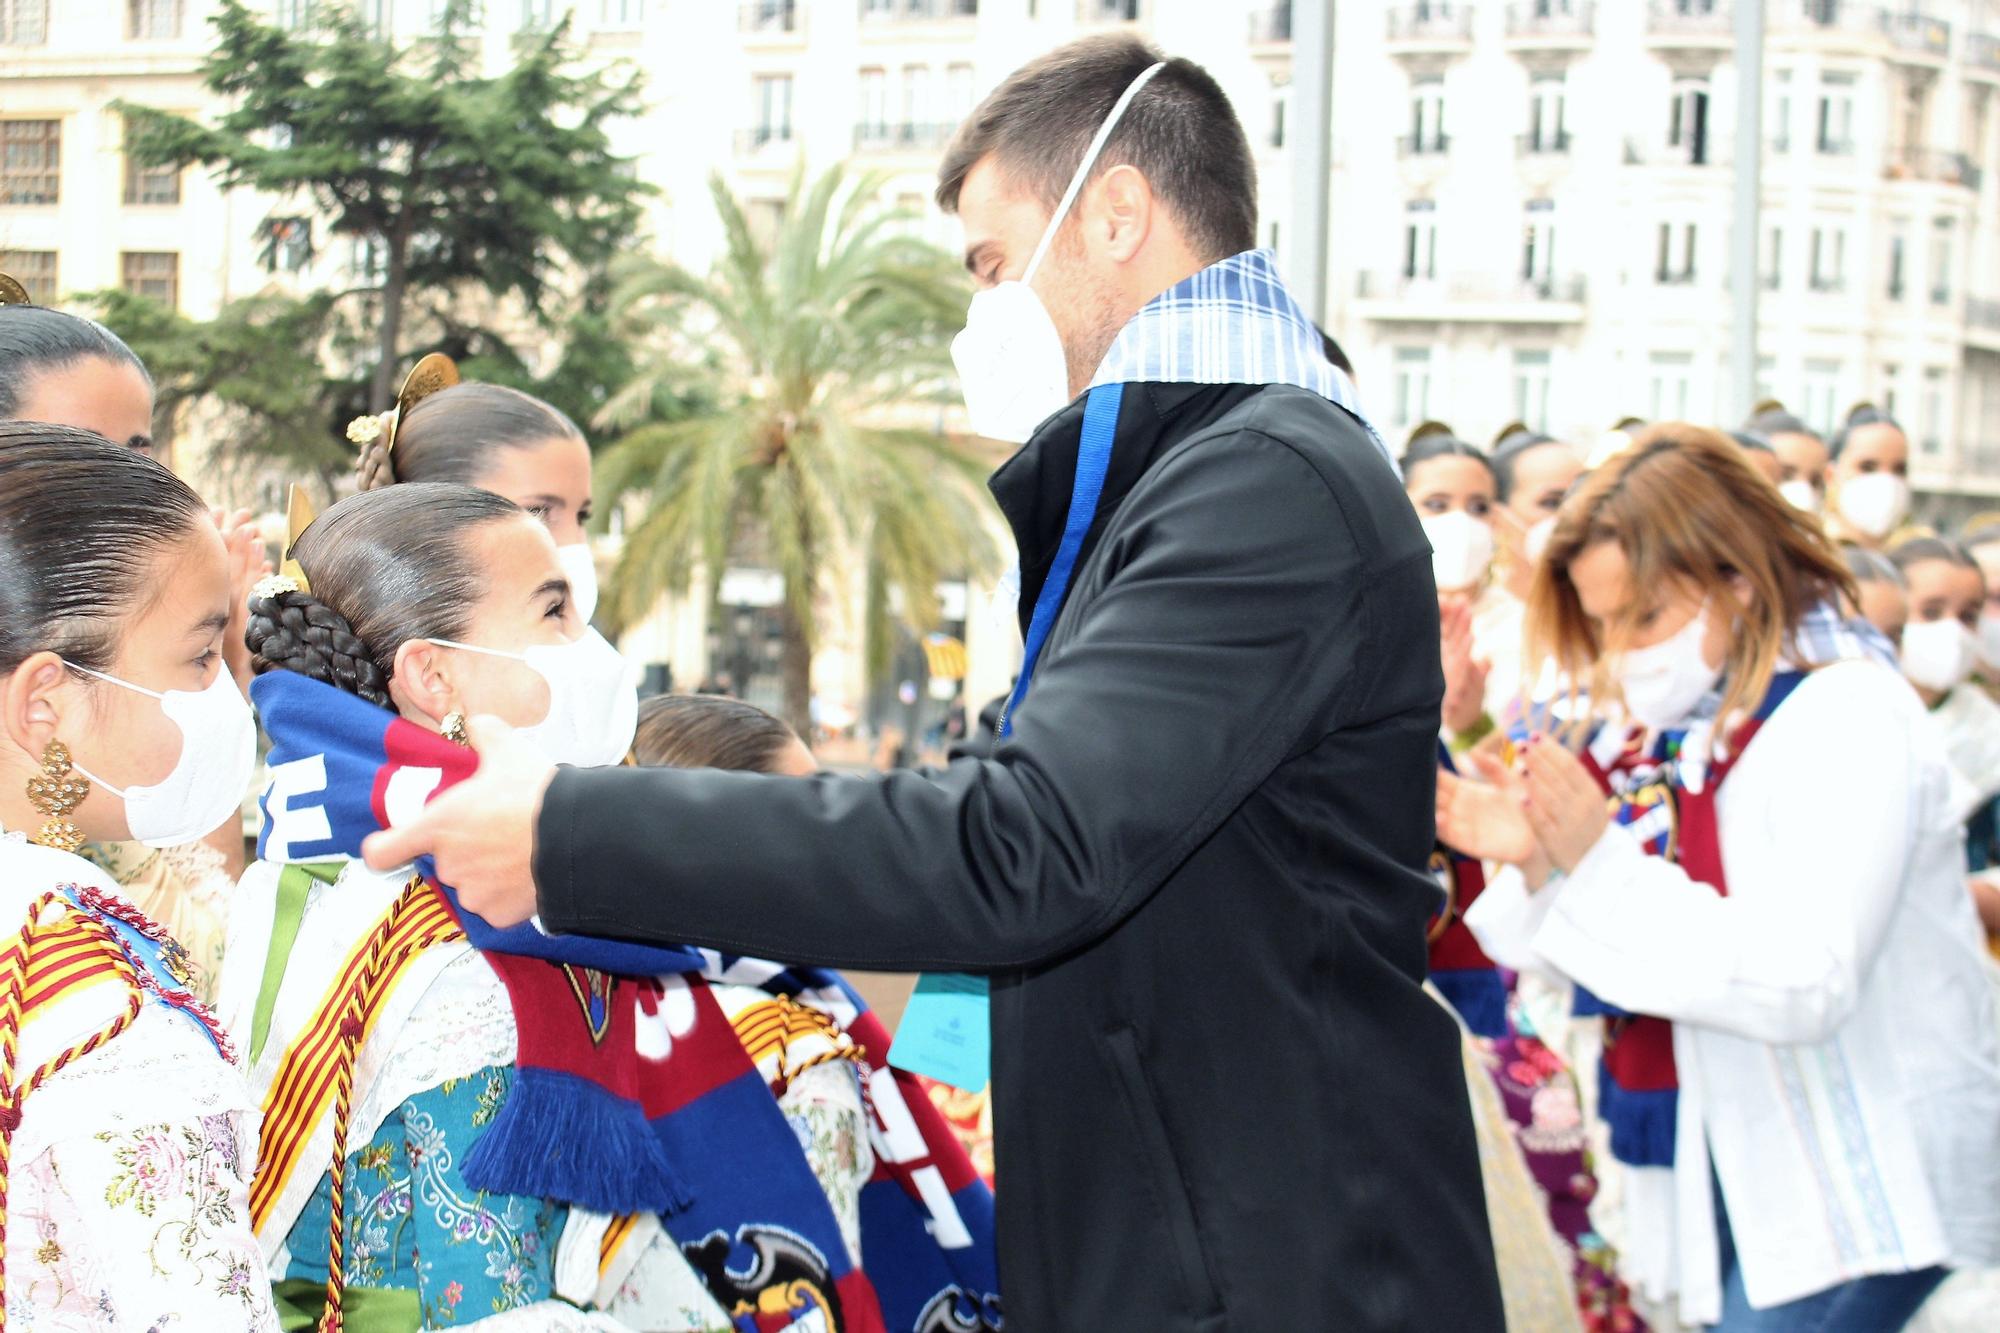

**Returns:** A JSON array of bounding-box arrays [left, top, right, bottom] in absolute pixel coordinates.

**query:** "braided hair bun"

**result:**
[[246, 587, 391, 707], [354, 432, 397, 492]]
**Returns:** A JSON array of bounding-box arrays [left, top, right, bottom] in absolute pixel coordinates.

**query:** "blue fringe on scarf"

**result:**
[[462, 1065, 693, 1215], [1597, 1061, 1678, 1168], [1433, 967, 1509, 1040]]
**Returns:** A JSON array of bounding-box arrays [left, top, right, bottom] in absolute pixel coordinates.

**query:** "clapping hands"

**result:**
[[1436, 734, 1610, 884]]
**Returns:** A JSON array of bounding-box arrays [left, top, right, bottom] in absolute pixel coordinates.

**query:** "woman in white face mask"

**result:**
[[355, 367, 606, 625], [0, 425, 278, 1329], [1957, 518, 2000, 696], [1402, 428, 1502, 747], [1483, 427, 1586, 724], [1827, 406, 1913, 552], [1437, 424, 2000, 1332]]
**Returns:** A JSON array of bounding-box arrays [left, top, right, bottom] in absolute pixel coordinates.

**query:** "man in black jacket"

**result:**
[[368, 33, 1502, 1331]]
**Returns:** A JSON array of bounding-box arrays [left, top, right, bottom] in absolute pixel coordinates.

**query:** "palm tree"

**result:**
[[595, 165, 1000, 735]]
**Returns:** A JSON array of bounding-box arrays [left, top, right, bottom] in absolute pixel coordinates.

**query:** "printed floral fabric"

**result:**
[[916, 1077, 995, 1190], [283, 1065, 565, 1326], [11, 1113, 278, 1330], [780, 1061, 874, 1268]]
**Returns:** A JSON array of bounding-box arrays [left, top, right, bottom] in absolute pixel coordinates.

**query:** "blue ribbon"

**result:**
[[1000, 381, 1124, 738]]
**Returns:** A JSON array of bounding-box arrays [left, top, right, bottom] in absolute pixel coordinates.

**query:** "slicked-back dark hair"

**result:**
[[0, 304, 151, 420], [1888, 535, 1979, 576], [246, 484, 523, 708], [364, 382, 581, 490], [631, 693, 802, 774], [936, 33, 1256, 263], [1831, 405, 1906, 460], [1746, 405, 1816, 441], [0, 423, 206, 675], [1401, 434, 1494, 486]]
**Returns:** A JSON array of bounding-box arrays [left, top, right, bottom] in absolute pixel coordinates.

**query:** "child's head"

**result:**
[[247, 483, 636, 767], [631, 694, 815, 776], [0, 423, 241, 845]]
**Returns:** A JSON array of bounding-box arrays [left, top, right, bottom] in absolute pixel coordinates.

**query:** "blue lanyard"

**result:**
[[999, 381, 1124, 739]]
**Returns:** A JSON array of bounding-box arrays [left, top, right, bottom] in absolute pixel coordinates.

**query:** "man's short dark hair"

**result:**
[[936, 33, 1257, 263]]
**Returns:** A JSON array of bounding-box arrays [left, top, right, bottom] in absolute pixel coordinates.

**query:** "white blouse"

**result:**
[[1467, 661, 2000, 1324], [1, 835, 276, 1331]]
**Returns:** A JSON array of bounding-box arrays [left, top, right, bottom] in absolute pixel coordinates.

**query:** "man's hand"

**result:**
[[361, 715, 557, 926]]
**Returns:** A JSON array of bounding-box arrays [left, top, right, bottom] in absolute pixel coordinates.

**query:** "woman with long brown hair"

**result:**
[[1439, 424, 2000, 1331]]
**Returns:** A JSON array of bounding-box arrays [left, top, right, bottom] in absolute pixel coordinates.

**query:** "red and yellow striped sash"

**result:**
[[728, 994, 862, 1093], [20, 909, 126, 1015], [248, 880, 462, 1234]]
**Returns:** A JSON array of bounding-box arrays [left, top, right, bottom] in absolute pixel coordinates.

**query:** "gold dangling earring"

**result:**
[[26, 740, 90, 853], [441, 712, 469, 747]]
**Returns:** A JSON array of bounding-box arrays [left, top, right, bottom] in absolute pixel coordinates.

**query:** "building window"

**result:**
[[946, 62, 976, 125], [1757, 355, 1777, 406], [1649, 352, 1693, 421], [1393, 346, 1433, 428], [128, 0, 183, 38], [858, 67, 889, 142], [357, 0, 392, 34], [1763, 226, 1782, 291], [1410, 78, 1446, 155], [262, 216, 312, 272], [1513, 349, 1552, 433], [1883, 363, 1901, 423], [1404, 201, 1438, 282], [1527, 76, 1566, 153], [901, 63, 931, 133], [123, 152, 180, 205], [1084, 0, 1142, 20], [120, 251, 179, 309], [1, 120, 60, 205], [1522, 200, 1555, 289], [1888, 229, 1907, 300], [1808, 225, 1846, 292], [0, 250, 56, 303], [1921, 367, 1946, 454], [0, 0, 49, 44], [1817, 72, 1855, 155], [598, 0, 643, 25], [1668, 77, 1709, 164], [1802, 358, 1841, 434], [1930, 218, 1952, 306], [275, 0, 313, 28], [1656, 221, 1696, 285], [753, 74, 794, 144], [1271, 82, 1289, 150], [518, 0, 553, 30], [1772, 68, 1792, 153]]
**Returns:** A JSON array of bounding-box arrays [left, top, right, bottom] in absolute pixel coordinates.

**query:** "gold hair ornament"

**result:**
[[346, 353, 459, 463], [0, 274, 30, 306]]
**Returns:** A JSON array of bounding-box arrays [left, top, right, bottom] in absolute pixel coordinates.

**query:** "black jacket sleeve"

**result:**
[[534, 430, 1373, 971]]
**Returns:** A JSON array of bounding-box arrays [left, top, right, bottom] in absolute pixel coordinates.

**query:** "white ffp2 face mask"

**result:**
[[1837, 472, 1911, 540], [65, 664, 257, 848], [1615, 603, 1722, 731], [1901, 618, 1978, 694], [430, 628, 638, 767], [557, 543, 599, 624], [950, 60, 1167, 445], [1420, 510, 1495, 592], [1778, 479, 1822, 514]]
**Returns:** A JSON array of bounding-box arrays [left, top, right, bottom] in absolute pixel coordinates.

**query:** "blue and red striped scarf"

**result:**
[[1575, 670, 1807, 1167], [253, 670, 1000, 1332]]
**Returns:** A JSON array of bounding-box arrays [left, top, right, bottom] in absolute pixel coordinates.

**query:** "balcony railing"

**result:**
[[1886, 146, 1982, 190], [739, 1, 799, 33], [860, 0, 978, 22], [1248, 2, 1292, 44], [1386, 4, 1474, 45], [735, 125, 795, 153], [1505, 2, 1594, 42], [1355, 270, 1587, 305], [1969, 33, 2000, 75], [1517, 129, 1573, 156], [1077, 0, 1144, 22], [1647, 0, 1731, 39], [853, 121, 958, 152], [1882, 8, 1950, 60], [1397, 133, 1453, 157]]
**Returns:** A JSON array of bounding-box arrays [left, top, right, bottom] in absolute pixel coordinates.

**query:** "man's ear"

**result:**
[[3, 652, 77, 762], [389, 640, 457, 725], [1093, 163, 1154, 265]]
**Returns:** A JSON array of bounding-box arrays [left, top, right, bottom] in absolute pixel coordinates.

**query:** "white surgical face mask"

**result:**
[[64, 664, 257, 848], [1837, 472, 1910, 540], [557, 543, 599, 624], [1420, 510, 1494, 592], [1615, 602, 1722, 731], [950, 60, 1167, 445], [1777, 479, 1822, 514], [1901, 618, 1978, 694], [1977, 612, 2000, 674], [1523, 516, 1556, 567], [431, 628, 638, 767]]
